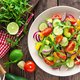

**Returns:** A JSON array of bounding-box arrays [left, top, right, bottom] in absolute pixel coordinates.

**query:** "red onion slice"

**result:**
[[60, 65, 68, 71], [42, 48, 52, 53], [33, 31, 39, 39], [61, 12, 66, 21], [36, 34, 41, 42]]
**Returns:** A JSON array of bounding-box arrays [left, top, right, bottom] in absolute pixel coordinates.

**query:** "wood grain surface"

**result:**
[[0, 0, 80, 80]]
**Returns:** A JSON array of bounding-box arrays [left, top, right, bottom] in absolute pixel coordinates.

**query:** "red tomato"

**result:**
[[56, 52, 66, 60], [44, 58, 54, 66], [69, 27, 75, 34], [52, 14, 62, 20], [55, 35, 63, 44], [24, 61, 36, 73], [75, 60, 80, 65], [65, 41, 75, 52], [41, 27, 53, 36], [66, 14, 76, 25]]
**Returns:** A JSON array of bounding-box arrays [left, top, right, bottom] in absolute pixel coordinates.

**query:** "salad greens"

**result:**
[[33, 13, 80, 69], [0, 0, 32, 26]]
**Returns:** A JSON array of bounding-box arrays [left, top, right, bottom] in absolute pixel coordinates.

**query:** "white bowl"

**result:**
[[28, 6, 80, 76]]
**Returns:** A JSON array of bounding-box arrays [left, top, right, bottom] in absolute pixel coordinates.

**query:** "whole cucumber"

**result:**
[[5, 73, 28, 80]]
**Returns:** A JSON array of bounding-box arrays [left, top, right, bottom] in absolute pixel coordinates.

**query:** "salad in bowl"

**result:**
[[28, 6, 80, 76]]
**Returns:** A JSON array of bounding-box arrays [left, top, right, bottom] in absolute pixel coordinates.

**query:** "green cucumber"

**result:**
[[52, 19, 61, 27], [5, 73, 27, 80], [42, 45, 51, 55], [66, 58, 74, 68], [38, 22, 48, 31], [64, 28, 71, 38], [65, 21, 71, 26], [60, 37, 68, 47], [46, 18, 53, 23], [53, 26, 63, 35], [77, 34, 80, 45]]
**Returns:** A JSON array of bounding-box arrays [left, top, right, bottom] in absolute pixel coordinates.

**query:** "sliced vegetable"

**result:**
[[44, 58, 54, 66], [24, 61, 36, 73], [52, 19, 61, 27], [42, 45, 51, 55], [77, 34, 80, 45], [60, 37, 68, 47], [35, 42, 42, 50], [55, 35, 63, 44], [64, 28, 71, 38], [46, 56, 54, 61], [66, 58, 74, 68], [66, 14, 76, 25], [52, 14, 62, 20], [61, 13, 66, 21], [56, 52, 67, 60], [53, 26, 63, 35], [38, 22, 48, 31], [46, 18, 53, 23], [69, 27, 75, 34], [75, 60, 80, 65], [53, 52, 60, 59], [41, 27, 53, 36], [65, 41, 75, 53]]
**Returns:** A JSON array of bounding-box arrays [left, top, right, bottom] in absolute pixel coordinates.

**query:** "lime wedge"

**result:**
[[7, 22, 19, 35]]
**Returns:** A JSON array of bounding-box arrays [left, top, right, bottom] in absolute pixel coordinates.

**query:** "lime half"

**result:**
[[7, 22, 19, 35]]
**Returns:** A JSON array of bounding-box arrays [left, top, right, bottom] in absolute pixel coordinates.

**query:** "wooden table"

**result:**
[[1, 0, 80, 80]]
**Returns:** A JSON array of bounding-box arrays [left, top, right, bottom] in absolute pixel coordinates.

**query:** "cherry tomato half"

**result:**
[[52, 14, 62, 20], [56, 52, 67, 60], [44, 58, 54, 66], [41, 27, 53, 36], [24, 61, 36, 73], [69, 27, 75, 34], [75, 60, 80, 65], [55, 35, 63, 44], [66, 14, 76, 25], [65, 41, 75, 52]]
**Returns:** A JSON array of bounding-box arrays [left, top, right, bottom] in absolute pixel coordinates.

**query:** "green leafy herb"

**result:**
[[0, 0, 32, 26]]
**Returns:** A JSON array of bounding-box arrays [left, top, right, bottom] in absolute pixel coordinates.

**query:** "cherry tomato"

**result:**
[[69, 27, 75, 34], [44, 58, 54, 66], [75, 60, 80, 65], [56, 52, 67, 60], [24, 61, 36, 73], [65, 41, 75, 52], [52, 14, 62, 20], [66, 14, 76, 25], [55, 35, 63, 44], [41, 27, 53, 36]]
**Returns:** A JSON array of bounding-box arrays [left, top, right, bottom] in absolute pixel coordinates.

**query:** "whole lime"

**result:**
[[9, 49, 23, 62]]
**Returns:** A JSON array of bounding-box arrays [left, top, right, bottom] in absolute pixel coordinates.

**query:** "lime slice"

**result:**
[[7, 22, 19, 35]]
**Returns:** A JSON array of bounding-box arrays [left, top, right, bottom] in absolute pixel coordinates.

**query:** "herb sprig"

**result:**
[[0, 0, 32, 26]]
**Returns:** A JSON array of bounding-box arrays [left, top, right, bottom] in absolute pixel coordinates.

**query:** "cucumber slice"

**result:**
[[60, 37, 68, 47], [76, 34, 80, 46], [66, 58, 74, 68], [53, 19, 61, 27], [53, 26, 63, 35], [46, 18, 53, 23], [77, 34, 80, 41], [42, 45, 51, 55], [38, 22, 48, 31], [65, 21, 71, 26]]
